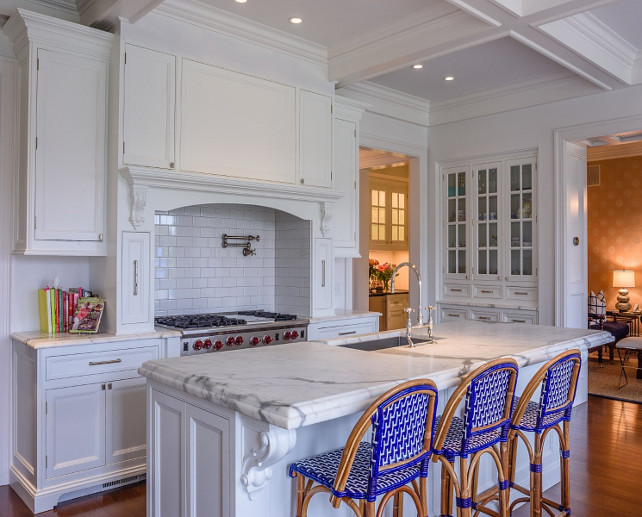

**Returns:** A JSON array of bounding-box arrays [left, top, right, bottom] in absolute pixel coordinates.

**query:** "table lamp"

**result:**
[[613, 269, 635, 312]]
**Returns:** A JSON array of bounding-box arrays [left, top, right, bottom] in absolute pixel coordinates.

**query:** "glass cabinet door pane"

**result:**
[[478, 225, 486, 247], [448, 199, 456, 222], [511, 250, 520, 275], [489, 168, 497, 194], [489, 250, 498, 275], [523, 250, 533, 276], [448, 250, 456, 274], [457, 172, 466, 195], [458, 250, 466, 274], [478, 170, 487, 194], [511, 165, 520, 191], [522, 164, 532, 190], [458, 224, 466, 247], [489, 222, 497, 247], [478, 251, 487, 274]]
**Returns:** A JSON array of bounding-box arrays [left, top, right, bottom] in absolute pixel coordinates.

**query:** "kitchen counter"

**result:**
[[139, 321, 610, 430], [306, 309, 381, 323], [11, 329, 181, 349], [140, 321, 610, 517]]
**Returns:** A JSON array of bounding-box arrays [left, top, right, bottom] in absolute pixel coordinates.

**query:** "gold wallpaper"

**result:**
[[588, 155, 642, 311]]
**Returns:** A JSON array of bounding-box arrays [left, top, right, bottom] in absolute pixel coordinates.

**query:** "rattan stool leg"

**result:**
[[459, 456, 471, 517], [393, 491, 403, 517], [295, 473, 304, 517], [560, 422, 571, 513], [531, 433, 543, 517], [441, 461, 455, 517]]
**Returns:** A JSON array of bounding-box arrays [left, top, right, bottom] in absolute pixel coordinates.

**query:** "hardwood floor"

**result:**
[[0, 396, 640, 516]]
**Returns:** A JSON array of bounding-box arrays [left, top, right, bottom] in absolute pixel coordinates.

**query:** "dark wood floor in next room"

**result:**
[[0, 396, 640, 517]]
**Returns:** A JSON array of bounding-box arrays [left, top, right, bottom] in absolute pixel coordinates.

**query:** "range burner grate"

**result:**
[[155, 314, 247, 329], [237, 310, 298, 321]]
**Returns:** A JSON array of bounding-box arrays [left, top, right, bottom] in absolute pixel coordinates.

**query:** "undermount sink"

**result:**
[[340, 335, 430, 352]]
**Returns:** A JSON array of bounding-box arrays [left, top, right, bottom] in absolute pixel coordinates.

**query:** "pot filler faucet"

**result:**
[[391, 262, 435, 346]]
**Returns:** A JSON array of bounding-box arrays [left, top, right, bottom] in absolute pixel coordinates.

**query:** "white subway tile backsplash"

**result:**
[[155, 204, 310, 317]]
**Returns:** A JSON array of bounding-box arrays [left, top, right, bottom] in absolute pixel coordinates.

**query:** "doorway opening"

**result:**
[[357, 147, 412, 330]]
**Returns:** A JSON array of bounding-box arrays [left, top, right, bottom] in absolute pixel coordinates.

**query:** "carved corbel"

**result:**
[[320, 201, 334, 237], [130, 184, 148, 229], [240, 426, 297, 499]]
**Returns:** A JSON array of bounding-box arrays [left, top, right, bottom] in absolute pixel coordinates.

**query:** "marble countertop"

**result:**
[[12, 329, 181, 349], [307, 309, 381, 323], [138, 321, 611, 430]]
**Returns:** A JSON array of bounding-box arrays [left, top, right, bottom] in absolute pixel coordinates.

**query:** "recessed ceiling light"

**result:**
[[289, 17, 303, 24], [235, 0, 247, 3], [444, 75, 454, 81], [411, 64, 423, 70]]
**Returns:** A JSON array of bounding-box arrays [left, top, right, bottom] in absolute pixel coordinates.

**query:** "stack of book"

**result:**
[[38, 286, 104, 334]]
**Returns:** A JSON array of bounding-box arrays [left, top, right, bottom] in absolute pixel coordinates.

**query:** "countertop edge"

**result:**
[[11, 329, 182, 349]]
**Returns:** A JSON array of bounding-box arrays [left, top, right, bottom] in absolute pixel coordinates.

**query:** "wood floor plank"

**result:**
[[0, 397, 640, 516]]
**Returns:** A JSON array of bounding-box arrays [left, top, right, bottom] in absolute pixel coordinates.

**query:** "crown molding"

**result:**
[[154, 0, 327, 67], [3, 8, 112, 57], [539, 12, 638, 85], [24, 0, 78, 17], [338, 82, 430, 127]]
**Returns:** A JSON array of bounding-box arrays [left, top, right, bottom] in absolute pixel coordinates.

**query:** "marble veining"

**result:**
[[12, 329, 181, 349], [138, 321, 611, 430]]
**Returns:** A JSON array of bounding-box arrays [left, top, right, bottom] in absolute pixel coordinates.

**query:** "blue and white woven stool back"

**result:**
[[537, 352, 581, 430], [463, 362, 518, 454], [371, 384, 438, 477]]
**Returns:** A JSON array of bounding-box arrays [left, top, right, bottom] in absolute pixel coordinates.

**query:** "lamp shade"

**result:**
[[613, 269, 635, 288]]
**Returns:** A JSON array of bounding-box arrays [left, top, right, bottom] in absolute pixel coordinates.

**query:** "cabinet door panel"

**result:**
[[313, 238, 332, 311], [187, 405, 230, 517], [46, 383, 105, 478], [106, 377, 147, 465], [35, 49, 106, 242], [121, 232, 151, 325], [123, 45, 175, 168], [299, 90, 332, 188], [333, 117, 358, 253], [180, 60, 296, 183]]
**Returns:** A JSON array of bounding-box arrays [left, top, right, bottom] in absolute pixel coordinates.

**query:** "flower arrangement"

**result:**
[[369, 259, 397, 292]]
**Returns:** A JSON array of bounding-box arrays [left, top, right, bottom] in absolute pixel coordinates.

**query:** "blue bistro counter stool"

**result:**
[[289, 379, 438, 517], [431, 358, 519, 517], [506, 349, 581, 517]]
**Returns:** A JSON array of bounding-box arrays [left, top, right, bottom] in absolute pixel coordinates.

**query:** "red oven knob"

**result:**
[[226, 336, 235, 347], [291, 330, 299, 339], [203, 339, 212, 350], [262, 335, 272, 345], [235, 336, 244, 346], [214, 340, 224, 350], [250, 336, 260, 346], [193, 340, 203, 351], [284, 331, 292, 340]]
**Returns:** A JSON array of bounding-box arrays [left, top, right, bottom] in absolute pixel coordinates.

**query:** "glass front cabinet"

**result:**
[[440, 152, 537, 323]]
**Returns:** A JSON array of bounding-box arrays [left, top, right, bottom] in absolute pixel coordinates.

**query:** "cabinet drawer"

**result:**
[[472, 285, 502, 299], [46, 346, 159, 381], [440, 308, 468, 322], [502, 312, 536, 324], [443, 284, 470, 297], [470, 311, 499, 323], [506, 287, 537, 302], [311, 321, 377, 340]]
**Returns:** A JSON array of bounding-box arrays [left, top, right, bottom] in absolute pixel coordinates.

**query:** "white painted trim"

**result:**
[[0, 56, 18, 485], [153, 0, 327, 67], [554, 114, 642, 326]]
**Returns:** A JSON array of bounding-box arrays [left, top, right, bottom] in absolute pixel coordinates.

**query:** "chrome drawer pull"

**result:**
[[450, 288, 462, 292], [478, 316, 491, 320], [512, 319, 526, 323], [89, 359, 122, 366], [514, 291, 529, 296], [481, 290, 493, 294], [448, 313, 460, 317], [321, 260, 326, 288], [338, 331, 357, 336], [133, 260, 139, 296]]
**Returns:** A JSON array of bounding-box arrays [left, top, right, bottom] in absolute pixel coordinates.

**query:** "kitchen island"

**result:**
[[139, 321, 610, 517]]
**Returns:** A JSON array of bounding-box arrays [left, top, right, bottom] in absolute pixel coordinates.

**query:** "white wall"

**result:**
[[428, 83, 642, 325]]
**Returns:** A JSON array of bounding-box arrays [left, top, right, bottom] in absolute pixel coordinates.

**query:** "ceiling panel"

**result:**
[[366, 37, 571, 102], [590, 0, 642, 50]]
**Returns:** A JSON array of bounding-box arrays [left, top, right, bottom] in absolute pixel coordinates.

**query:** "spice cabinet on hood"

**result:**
[[4, 9, 112, 256]]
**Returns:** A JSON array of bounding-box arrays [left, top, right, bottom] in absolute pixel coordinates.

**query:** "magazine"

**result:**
[[69, 297, 105, 334]]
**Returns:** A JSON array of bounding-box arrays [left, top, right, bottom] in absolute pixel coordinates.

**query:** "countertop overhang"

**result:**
[[138, 321, 611, 430]]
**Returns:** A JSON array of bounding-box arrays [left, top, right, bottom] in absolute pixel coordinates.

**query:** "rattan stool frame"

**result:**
[[289, 378, 438, 517], [506, 350, 580, 517], [432, 358, 519, 517]]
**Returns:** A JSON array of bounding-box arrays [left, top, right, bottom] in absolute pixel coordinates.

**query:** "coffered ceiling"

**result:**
[[2, 0, 641, 118]]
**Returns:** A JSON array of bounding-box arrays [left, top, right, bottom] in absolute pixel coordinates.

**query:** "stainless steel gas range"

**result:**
[[155, 311, 309, 356]]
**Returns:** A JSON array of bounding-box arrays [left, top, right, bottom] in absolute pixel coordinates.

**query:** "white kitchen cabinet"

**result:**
[[122, 44, 176, 169], [121, 232, 151, 327], [298, 89, 332, 188], [369, 177, 409, 251], [439, 151, 538, 316], [148, 388, 231, 517], [180, 59, 296, 184], [4, 10, 112, 256], [332, 97, 366, 256], [307, 314, 379, 340], [437, 303, 537, 325], [312, 238, 333, 313], [11, 337, 163, 513]]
